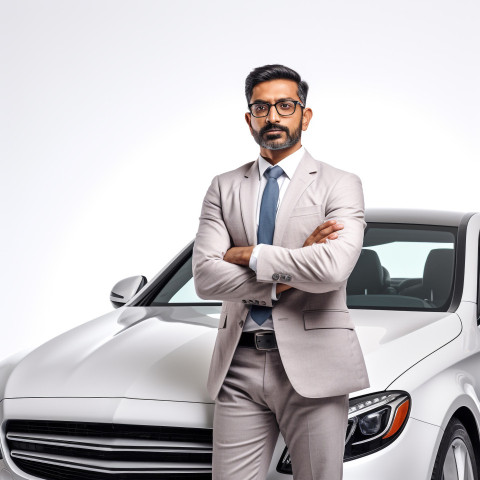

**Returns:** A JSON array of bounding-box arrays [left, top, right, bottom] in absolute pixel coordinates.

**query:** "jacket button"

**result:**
[[242, 299, 247, 303], [272, 273, 280, 281], [261, 301, 266, 305], [254, 300, 259, 305], [285, 275, 292, 281], [249, 299, 254, 304]]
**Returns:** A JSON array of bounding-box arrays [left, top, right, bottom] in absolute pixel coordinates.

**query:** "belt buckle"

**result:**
[[254, 332, 277, 351]]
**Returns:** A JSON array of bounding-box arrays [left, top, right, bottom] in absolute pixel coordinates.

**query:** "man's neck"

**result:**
[[259, 142, 302, 165]]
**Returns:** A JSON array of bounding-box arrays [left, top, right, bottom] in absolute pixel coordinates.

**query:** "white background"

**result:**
[[1, 0, 479, 359]]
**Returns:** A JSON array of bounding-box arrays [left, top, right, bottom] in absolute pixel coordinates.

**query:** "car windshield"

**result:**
[[144, 223, 457, 311]]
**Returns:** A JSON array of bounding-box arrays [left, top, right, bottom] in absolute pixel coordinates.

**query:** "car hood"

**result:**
[[352, 308, 462, 396], [2, 306, 461, 402]]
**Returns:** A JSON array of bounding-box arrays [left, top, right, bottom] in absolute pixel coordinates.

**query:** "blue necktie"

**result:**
[[250, 165, 284, 325]]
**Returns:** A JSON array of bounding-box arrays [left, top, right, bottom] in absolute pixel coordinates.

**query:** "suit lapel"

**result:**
[[273, 150, 318, 245], [239, 151, 319, 246], [239, 160, 259, 245]]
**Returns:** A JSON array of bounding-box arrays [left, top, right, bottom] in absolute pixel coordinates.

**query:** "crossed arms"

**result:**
[[192, 172, 366, 303], [222, 221, 343, 296]]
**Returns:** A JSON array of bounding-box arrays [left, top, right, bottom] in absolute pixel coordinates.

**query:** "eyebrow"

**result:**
[[251, 97, 298, 104]]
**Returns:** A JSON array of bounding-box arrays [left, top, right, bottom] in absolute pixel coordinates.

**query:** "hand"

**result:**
[[303, 220, 344, 247], [278, 221, 343, 295], [276, 283, 292, 295], [223, 246, 255, 266]]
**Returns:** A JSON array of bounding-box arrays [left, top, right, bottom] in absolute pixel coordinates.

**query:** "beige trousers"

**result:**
[[213, 346, 349, 480]]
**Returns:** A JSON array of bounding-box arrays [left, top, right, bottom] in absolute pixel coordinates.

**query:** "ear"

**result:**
[[245, 112, 254, 135], [301, 107, 313, 131]]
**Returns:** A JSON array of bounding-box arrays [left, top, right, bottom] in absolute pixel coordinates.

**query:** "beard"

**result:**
[[251, 117, 303, 151]]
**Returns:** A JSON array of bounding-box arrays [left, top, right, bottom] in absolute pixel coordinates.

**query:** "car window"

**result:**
[[347, 224, 456, 310], [149, 256, 220, 305], [143, 223, 457, 311], [368, 241, 452, 278]]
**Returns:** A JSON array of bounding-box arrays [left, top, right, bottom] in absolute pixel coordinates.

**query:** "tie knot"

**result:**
[[264, 165, 284, 180]]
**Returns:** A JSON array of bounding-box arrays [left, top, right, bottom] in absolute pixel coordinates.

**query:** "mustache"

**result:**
[[260, 124, 288, 135]]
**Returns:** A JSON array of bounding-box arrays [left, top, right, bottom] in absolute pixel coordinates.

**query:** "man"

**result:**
[[193, 64, 369, 480]]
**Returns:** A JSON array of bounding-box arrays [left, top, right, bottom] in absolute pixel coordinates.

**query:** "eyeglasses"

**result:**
[[248, 100, 304, 118]]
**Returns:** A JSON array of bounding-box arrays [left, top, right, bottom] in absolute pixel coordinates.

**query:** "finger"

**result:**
[[309, 220, 334, 236], [304, 232, 336, 247], [314, 232, 340, 244], [312, 221, 343, 238], [304, 221, 344, 247], [311, 220, 336, 235], [313, 223, 343, 240], [323, 223, 343, 232]]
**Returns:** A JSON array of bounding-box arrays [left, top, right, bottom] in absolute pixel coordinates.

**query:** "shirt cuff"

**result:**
[[271, 283, 279, 301], [249, 244, 263, 272]]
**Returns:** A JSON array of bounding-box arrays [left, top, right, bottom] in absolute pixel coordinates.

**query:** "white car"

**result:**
[[0, 208, 479, 480]]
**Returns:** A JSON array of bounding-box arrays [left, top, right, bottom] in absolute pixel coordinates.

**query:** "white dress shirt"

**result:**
[[243, 146, 305, 332]]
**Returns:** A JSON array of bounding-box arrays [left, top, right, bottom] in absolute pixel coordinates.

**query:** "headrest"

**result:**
[[382, 267, 391, 286], [423, 248, 454, 304], [347, 249, 384, 295]]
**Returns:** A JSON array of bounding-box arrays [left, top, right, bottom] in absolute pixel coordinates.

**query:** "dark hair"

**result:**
[[245, 64, 309, 105]]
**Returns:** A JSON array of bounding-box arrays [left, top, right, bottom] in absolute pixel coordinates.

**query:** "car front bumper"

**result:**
[[0, 398, 440, 480]]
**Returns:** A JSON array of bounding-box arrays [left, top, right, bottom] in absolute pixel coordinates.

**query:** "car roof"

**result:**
[[365, 208, 477, 227]]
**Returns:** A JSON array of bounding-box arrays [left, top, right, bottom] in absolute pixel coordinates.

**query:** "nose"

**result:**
[[266, 104, 280, 124]]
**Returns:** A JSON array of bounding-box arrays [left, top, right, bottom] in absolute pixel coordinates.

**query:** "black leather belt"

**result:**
[[239, 331, 278, 351]]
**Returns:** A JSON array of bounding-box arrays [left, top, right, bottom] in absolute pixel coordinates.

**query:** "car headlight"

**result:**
[[277, 390, 411, 474]]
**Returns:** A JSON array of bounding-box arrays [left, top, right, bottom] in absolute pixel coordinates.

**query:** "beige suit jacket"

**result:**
[[193, 149, 370, 400]]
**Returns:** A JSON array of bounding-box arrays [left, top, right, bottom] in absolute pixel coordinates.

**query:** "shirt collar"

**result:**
[[257, 146, 305, 180]]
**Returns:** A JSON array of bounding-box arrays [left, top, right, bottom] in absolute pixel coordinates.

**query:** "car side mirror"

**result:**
[[110, 275, 147, 308]]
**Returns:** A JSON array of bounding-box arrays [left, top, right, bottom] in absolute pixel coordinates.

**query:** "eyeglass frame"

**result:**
[[247, 100, 305, 118]]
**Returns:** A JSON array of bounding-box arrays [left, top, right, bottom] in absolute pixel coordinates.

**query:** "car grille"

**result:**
[[5, 420, 212, 479]]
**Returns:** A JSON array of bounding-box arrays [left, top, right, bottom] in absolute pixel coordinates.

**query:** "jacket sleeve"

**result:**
[[255, 172, 366, 294], [192, 175, 274, 305]]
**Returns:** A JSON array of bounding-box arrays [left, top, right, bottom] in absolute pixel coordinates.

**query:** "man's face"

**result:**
[[245, 79, 312, 151]]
